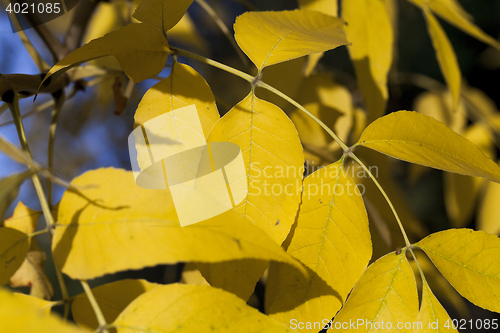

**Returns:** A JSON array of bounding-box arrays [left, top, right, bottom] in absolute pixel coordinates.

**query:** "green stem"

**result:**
[[81, 280, 109, 333], [47, 90, 65, 207], [7, 91, 71, 319], [347, 152, 412, 248], [171, 46, 255, 83]]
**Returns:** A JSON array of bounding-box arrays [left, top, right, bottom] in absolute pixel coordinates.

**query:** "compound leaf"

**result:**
[[234, 10, 348, 71], [52, 168, 306, 280], [355, 111, 500, 183], [113, 284, 297, 332], [416, 228, 500, 313]]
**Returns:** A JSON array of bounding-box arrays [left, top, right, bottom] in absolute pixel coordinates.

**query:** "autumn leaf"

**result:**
[[355, 111, 500, 183], [332, 251, 419, 332], [52, 168, 306, 280], [0, 172, 31, 220], [0, 227, 30, 285], [112, 284, 298, 332], [416, 228, 500, 313], [0, 289, 89, 333], [234, 10, 348, 71], [343, 0, 393, 122]]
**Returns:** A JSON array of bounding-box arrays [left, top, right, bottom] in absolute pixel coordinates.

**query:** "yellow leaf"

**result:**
[[112, 283, 298, 332], [72, 279, 160, 330], [423, 9, 461, 109], [0, 227, 30, 285], [415, 279, 458, 332], [134, 61, 220, 137], [355, 111, 500, 183], [0, 289, 89, 333], [444, 124, 493, 227], [42, 23, 170, 84], [266, 261, 342, 332], [0, 172, 31, 220], [52, 168, 306, 280], [3, 201, 41, 234], [288, 161, 371, 295], [408, 0, 500, 50], [413, 91, 466, 134], [416, 228, 500, 312], [200, 93, 304, 300], [234, 10, 348, 71], [332, 251, 419, 332], [303, 52, 323, 77], [9, 293, 56, 316], [207, 93, 303, 244], [343, 0, 393, 122], [133, 0, 193, 34]]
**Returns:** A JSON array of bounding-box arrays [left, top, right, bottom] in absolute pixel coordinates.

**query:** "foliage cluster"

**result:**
[[1, 0, 500, 332]]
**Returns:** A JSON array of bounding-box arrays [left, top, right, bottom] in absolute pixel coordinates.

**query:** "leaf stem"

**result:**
[[81, 280, 109, 333], [347, 152, 412, 248], [170, 46, 255, 83], [47, 90, 65, 207], [29, 228, 50, 238]]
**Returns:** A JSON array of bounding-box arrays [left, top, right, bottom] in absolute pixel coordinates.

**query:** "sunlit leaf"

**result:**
[[72, 279, 160, 330], [234, 10, 348, 71], [423, 9, 461, 109], [42, 23, 170, 84], [288, 161, 371, 295], [343, 0, 393, 122], [0, 289, 89, 333], [332, 251, 419, 332], [479, 173, 500, 235], [0, 227, 30, 285], [52, 168, 306, 280], [133, 0, 194, 34], [181, 263, 209, 286], [134, 61, 220, 137], [201, 93, 304, 300], [9, 293, 56, 316], [408, 0, 500, 50], [113, 284, 297, 332], [415, 279, 458, 332], [355, 111, 500, 183], [3, 201, 41, 234], [416, 228, 500, 313], [413, 91, 466, 134]]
